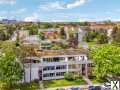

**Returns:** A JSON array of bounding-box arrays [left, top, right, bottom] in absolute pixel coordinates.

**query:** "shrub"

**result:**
[[64, 72, 74, 81]]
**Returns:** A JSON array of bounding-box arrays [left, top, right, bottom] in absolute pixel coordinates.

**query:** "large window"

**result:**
[[43, 73, 55, 77], [43, 57, 65, 62], [56, 65, 66, 70], [43, 66, 55, 71], [56, 72, 65, 76]]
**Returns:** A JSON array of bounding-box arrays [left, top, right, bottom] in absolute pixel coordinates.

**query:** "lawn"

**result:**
[[43, 79, 87, 88], [10, 81, 40, 90], [87, 41, 96, 48], [90, 77, 107, 84]]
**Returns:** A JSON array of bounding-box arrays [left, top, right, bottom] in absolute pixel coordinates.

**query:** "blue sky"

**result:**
[[0, 0, 120, 22]]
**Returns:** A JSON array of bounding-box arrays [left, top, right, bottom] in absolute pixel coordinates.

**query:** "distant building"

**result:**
[[38, 28, 60, 40], [11, 30, 29, 41], [64, 25, 86, 43], [1, 19, 17, 24]]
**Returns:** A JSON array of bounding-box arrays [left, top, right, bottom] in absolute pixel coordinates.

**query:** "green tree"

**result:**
[[90, 45, 120, 80], [79, 22, 90, 26], [51, 44, 62, 50], [83, 31, 97, 42], [97, 33, 108, 44], [38, 32, 45, 40], [18, 44, 35, 82], [0, 40, 16, 53], [0, 49, 23, 89], [60, 27, 66, 39], [112, 26, 120, 46]]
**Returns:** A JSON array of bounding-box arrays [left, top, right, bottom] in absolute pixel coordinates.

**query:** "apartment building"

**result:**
[[23, 49, 93, 82]]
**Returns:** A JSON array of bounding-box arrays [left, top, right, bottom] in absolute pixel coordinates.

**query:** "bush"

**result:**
[[64, 72, 74, 81]]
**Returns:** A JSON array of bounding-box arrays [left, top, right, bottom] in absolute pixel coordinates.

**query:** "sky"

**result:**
[[0, 0, 120, 22]]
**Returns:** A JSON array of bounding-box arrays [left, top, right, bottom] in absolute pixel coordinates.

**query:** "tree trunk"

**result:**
[[30, 57, 32, 82]]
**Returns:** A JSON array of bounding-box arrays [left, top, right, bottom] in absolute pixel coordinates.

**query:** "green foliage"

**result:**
[[112, 26, 120, 46], [79, 22, 90, 26], [0, 40, 16, 53], [60, 27, 66, 39], [0, 24, 17, 40], [90, 44, 120, 80], [64, 72, 74, 80], [0, 49, 23, 85], [38, 32, 45, 40], [40, 23, 53, 29], [51, 44, 62, 50], [11, 82, 39, 90], [84, 31, 109, 44], [43, 79, 86, 88], [83, 31, 98, 42], [97, 33, 108, 44]]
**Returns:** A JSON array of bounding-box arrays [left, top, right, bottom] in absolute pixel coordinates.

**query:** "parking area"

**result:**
[[44, 84, 111, 90]]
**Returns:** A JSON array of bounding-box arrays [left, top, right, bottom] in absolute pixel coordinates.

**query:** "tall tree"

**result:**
[[90, 45, 120, 80], [18, 44, 35, 82], [0, 48, 23, 89], [60, 27, 66, 39]]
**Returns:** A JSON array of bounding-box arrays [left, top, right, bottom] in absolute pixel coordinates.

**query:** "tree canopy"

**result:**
[[0, 48, 23, 84], [90, 44, 120, 80], [112, 26, 120, 46]]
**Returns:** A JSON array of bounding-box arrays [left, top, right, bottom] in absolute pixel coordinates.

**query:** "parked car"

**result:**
[[89, 86, 101, 90], [68, 87, 81, 90], [101, 82, 111, 90], [56, 88, 66, 90]]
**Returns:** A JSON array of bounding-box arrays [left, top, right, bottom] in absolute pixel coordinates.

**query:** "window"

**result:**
[[56, 72, 65, 76], [43, 73, 55, 77], [43, 66, 55, 71], [56, 65, 66, 70]]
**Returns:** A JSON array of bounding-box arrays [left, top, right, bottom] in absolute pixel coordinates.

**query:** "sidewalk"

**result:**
[[82, 76, 93, 85]]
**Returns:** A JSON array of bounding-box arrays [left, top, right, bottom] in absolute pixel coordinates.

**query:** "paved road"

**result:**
[[44, 85, 89, 90], [40, 84, 104, 90]]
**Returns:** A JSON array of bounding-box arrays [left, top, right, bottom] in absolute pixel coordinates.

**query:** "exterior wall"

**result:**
[[77, 28, 86, 43], [24, 64, 41, 82], [24, 54, 93, 82]]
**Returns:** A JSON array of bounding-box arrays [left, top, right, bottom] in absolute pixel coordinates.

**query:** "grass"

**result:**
[[91, 79, 100, 84], [10, 81, 39, 90], [43, 79, 87, 88], [89, 76, 107, 84], [87, 41, 96, 48]]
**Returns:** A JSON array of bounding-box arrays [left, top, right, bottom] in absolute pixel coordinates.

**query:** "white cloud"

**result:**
[[0, 0, 16, 5], [42, 1, 65, 10], [41, 0, 88, 10], [67, 0, 87, 9], [24, 13, 40, 22]]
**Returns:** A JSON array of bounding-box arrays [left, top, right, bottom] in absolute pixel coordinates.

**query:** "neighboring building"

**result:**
[[38, 28, 60, 40], [23, 35, 40, 45], [90, 24, 113, 31], [64, 25, 86, 43], [23, 49, 93, 82], [11, 30, 29, 41]]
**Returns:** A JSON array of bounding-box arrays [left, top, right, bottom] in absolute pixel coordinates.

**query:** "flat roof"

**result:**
[[35, 49, 88, 57]]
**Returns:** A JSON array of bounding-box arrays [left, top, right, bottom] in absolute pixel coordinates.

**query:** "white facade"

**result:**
[[24, 54, 92, 82]]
